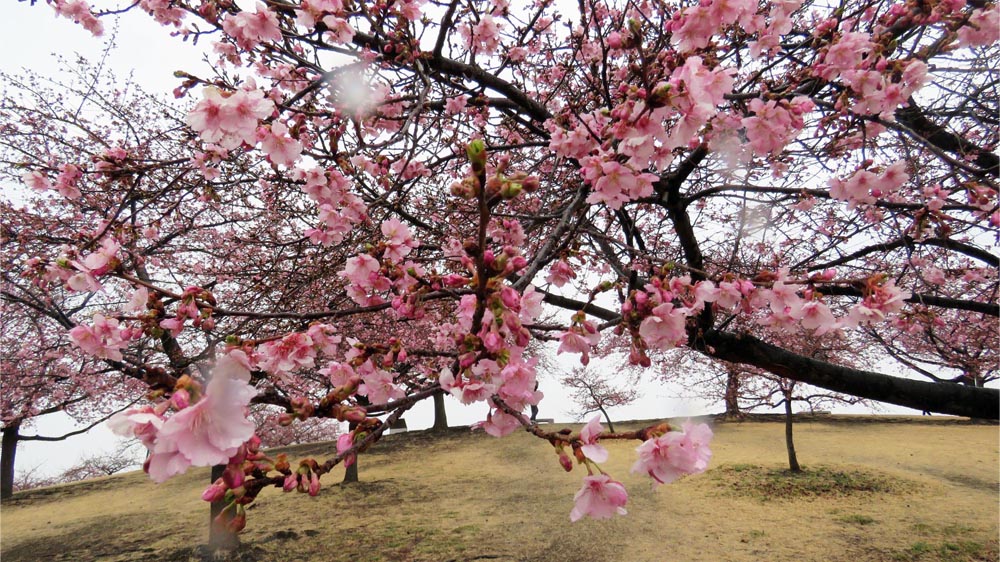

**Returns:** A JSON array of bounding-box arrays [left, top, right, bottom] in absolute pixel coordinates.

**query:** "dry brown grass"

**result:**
[[1, 416, 997, 562]]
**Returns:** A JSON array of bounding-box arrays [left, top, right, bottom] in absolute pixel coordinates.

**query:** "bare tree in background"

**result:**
[[562, 368, 639, 433]]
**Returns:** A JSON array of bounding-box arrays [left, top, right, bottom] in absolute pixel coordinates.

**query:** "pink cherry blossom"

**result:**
[[222, 3, 282, 50], [557, 320, 601, 365], [146, 353, 257, 482], [381, 217, 418, 262], [340, 254, 381, 286], [258, 332, 317, 374], [21, 170, 52, 193], [797, 300, 838, 335], [321, 15, 355, 44], [187, 86, 275, 149], [519, 285, 544, 323], [957, 6, 1000, 47], [546, 260, 576, 288], [586, 160, 657, 210], [570, 474, 628, 522], [479, 408, 521, 437], [51, 0, 104, 36], [579, 415, 608, 463], [639, 303, 688, 351], [259, 122, 303, 167], [359, 368, 404, 404], [462, 14, 502, 54], [631, 422, 713, 486], [69, 313, 128, 361], [107, 406, 164, 448], [445, 95, 469, 114]]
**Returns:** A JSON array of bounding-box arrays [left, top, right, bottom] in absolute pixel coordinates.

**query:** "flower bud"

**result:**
[[283, 473, 298, 492], [170, 388, 191, 410], [485, 175, 503, 198], [202, 478, 227, 502], [442, 273, 469, 287], [275, 454, 290, 473], [466, 139, 487, 174], [500, 286, 520, 310], [559, 450, 574, 472], [223, 464, 245, 489], [607, 31, 623, 49], [308, 472, 321, 496], [227, 506, 247, 534], [500, 181, 522, 200]]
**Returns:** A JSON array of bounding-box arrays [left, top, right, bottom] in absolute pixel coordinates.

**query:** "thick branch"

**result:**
[[895, 98, 999, 177], [701, 330, 999, 419]]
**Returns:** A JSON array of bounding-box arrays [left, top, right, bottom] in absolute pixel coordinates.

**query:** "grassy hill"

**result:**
[[1, 416, 997, 562]]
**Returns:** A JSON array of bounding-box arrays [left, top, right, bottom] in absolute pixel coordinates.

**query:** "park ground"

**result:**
[[0, 415, 997, 562]]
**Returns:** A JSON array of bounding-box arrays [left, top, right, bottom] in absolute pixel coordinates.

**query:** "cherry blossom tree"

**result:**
[[2, 0, 998, 553], [562, 366, 639, 431]]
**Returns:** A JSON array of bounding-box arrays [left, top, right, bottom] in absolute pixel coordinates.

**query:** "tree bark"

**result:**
[[598, 405, 616, 433], [702, 330, 1000, 419], [430, 390, 449, 432], [1, 420, 20, 500], [724, 371, 742, 419], [208, 464, 239, 552], [783, 393, 801, 473], [343, 421, 358, 483]]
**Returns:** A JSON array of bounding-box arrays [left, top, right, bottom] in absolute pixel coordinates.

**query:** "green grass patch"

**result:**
[[837, 514, 877, 525], [711, 464, 908, 500], [891, 540, 996, 562]]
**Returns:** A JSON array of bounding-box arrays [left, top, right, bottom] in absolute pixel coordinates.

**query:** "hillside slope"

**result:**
[[1, 417, 997, 562]]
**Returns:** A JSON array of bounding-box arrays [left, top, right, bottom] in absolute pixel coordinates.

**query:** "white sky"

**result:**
[[2, 3, 916, 481]]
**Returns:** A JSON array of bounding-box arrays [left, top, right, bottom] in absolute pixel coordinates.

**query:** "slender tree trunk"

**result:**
[[598, 405, 615, 433], [530, 381, 539, 422], [208, 464, 239, 552], [431, 390, 449, 432], [1, 421, 20, 500], [783, 395, 801, 473], [724, 371, 742, 419], [343, 421, 358, 483], [343, 459, 359, 483]]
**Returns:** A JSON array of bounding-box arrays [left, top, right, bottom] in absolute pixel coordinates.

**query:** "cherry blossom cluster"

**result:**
[[109, 352, 258, 484], [21, 163, 84, 200], [437, 279, 545, 436], [158, 286, 218, 337], [50, 0, 103, 36], [186, 84, 276, 151], [559, 416, 713, 521], [69, 313, 134, 362], [828, 162, 910, 209], [21, 234, 121, 294], [294, 166, 368, 247], [337, 217, 421, 308], [598, 270, 915, 366]]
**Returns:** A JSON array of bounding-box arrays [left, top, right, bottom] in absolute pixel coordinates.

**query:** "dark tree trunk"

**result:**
[[783, 394, 801, 473], [599, 405, 615, 433], [431, 390, 449, 432], [530, 381, 539, 421], [208, 464, 239, 552], [343, 421, 358, 483], [724, 371, 742, 419], [343, 458, 359, 483], [1, 421, 20, 500]]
